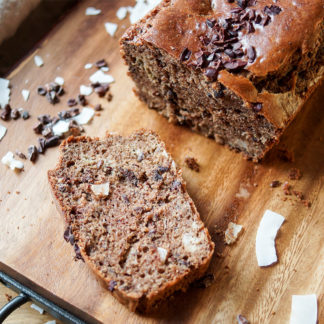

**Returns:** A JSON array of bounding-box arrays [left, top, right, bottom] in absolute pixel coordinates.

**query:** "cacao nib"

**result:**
[[247, 46, 256, 63], [251, 102, 263, 112], [108, 280, 117, 292], [27, 145, 38, 162], [180, 48, 192, 62]]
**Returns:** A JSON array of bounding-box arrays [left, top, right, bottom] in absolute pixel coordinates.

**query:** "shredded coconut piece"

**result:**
[[225, 222, 243, 245], [89, 70, 114, 84], [30, 303, 44, 314], [91, 182, 110, 197], [157, 247, 168, 263], [290, 294, 317, 324], [100, 66, 109, 72], [84, 63, 93, 69], [54, 76, 64, 86], [73, 107, 94, 125], [52, 120, 70, 136], [104, 22, 118, 37], [21, 89, 30, 102], [116, 7, 128, 20], [0, 78, 11, 108], [128, 0, 162, 24], [85, 7, 101, 15], [2, 152, 24, 171], [0, 123, 7, 141], [34, 55, 44, 67], [44, 321, 56, 324], [256, 210, 285, 267], [80, 85, 93, 96]]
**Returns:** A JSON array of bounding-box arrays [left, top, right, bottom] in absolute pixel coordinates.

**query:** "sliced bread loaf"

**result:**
[[48, 130, 214, 312]]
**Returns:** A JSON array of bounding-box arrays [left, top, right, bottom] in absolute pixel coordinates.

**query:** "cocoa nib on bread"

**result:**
[[48, 130, 214, 312], [120, 0, 324, 161]]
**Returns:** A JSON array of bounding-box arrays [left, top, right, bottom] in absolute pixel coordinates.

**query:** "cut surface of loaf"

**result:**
[[48, 130, 214, 312], [120, 0, 324, 161]]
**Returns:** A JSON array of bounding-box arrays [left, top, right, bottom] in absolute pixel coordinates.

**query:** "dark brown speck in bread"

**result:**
[[48, 130, 214, 312]]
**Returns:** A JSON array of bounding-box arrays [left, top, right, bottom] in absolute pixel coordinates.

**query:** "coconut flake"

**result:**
[[256, 209, 285, 267], [52, 120, 70, 136], [89, 70, 114, 84], [91, 182, 110, 197], [182, 233, 203, 253], [104, 22, 118, 37], [100, 66, 109, 72], [225, 222, 243, 245], [128, 0, 161, 24], [0, 123, 7, 141], [2, 151, 24, 171], [34, 55, 44, 67], [54, 76, 64, 86], [30, 303, 44, 314], [116, 7, 128, 20], [85, 7, 101, 15], [44, 321, 56, 324], [157, 247, 168, 263], [290, 294, 317, 324], [21, 89, 30, 102], [80, 85, 93, 96], [0, 78, 10, 108], [73, 107, 94, 125], [84, 63, 93, 69]]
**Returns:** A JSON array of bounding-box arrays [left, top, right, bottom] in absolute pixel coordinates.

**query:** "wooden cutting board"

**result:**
[[1, 0, 323, 323]]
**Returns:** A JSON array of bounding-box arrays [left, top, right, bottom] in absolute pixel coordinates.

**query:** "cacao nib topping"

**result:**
[[264, 5, 281, 15], [251, 102, 263, 112], [1, 104, 11, 121], [179, 48, 192, 62], [74, 244, 84, 261], [45, 136, 60, 148], [247, 46, 256, 63], [10, 108, 20, 120], [67, 98, 77, 107], [37, 138, 46, 154], [108, 280, 117, 292], [64, 226, 75, 244], [189, 0, 281, 79], [37, 86, 47, 96], [27, 145, 38, 162]]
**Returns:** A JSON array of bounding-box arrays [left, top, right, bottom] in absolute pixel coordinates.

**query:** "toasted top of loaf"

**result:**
[[48, 130, 214, 312], [121, 0, 324, 128]]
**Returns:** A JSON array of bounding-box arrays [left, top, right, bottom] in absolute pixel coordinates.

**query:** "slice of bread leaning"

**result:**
[[48, 130, 214, 312]]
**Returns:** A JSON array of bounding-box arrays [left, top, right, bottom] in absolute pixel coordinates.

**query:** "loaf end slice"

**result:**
[[48, 130, 214, 312]]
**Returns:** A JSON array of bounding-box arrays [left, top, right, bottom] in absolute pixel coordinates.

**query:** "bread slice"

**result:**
[[48, 130, 214, 312]]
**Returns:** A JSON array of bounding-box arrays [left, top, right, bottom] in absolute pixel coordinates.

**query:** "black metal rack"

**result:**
[[0, 271, 87, 324]]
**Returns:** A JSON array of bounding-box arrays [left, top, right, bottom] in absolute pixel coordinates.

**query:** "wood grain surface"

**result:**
[[0, 0, 323, 323]]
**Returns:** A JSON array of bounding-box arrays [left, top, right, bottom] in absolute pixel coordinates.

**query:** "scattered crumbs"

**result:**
[[5, 293, 12, 302], [225, 222, 243, 245], [34, 55, 44, 67], [277, 148, 295, 162], [16, 191, 20, 195], [282, 181, 291, 195], [289, 168, 302, 180], [21, 89, 30, 102], [292, 190, 304, 200], [104, 22, 118, 37], [270, 180, 281, 188], [30, 303, 44, 314], [184, 156, 200, 172], [193, 273, 214, 288], [84, 63, 93, 69], [253, 183, 258, 187], [237, 314, 249, 324], [85, 7, 101, 15]]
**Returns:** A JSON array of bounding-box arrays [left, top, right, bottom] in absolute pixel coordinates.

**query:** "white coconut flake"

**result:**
[[128, 0, 161, 24], [80, 85, 93, 96], [290, 294, 317, 324], [2, 151, 24, 171], [225, 222, 243, 245], [0, 123, 7, 141], [182, 233, 203, 253], [157, 247, 168, 263], [100, 66, 109, 72], [104, 22, 118, 37], [91, 182, 110, 197], [73, 107, 94, 125], [54, 76, 64, 86], [52, 120, 70, 136], [21, 89, 30, 102], [116, 7, 128, 20], [34, 55, 44, 67], [30, 303, 44, 314], [256, 209, 285, 267], [85, 7, 101, 15], [0, 78, 10, 108], [89, 70, 114, 84], [44, 321, 56, 324], [84, 63, 93, 69]]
